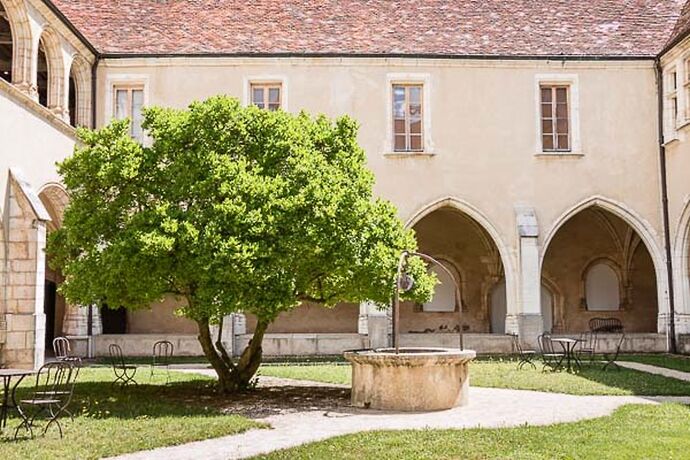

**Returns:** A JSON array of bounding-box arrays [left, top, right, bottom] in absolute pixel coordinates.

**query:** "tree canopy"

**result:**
[[49, 96, 435, 391]]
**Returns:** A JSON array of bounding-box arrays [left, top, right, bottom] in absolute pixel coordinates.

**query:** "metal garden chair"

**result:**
[[14, 361, 77, 439], [589, 318, 626, 370], [53, 337, 82, 366], [508, 333, 536, 370], [537, 333, 565, 372], [577, 331, 598, 364], [109, 344, 138, 388], [151, 340, 174, 383]]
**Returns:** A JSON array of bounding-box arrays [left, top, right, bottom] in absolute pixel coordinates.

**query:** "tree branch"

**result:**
[[215, 317, 236, 371]]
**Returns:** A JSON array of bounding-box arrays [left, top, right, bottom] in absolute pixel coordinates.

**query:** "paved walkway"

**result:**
[[616, 361, 690, 382], [109, 371, 690, 460]]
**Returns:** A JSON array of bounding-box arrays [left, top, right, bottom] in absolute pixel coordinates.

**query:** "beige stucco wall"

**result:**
[[0, 83, 76, 197], [127, 294, 197, 334], [95, 56, 668, 332], [246, 303, 359, 334]]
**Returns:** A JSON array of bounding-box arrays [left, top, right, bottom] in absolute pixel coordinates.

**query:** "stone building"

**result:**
[[2, 0, 690, 368]]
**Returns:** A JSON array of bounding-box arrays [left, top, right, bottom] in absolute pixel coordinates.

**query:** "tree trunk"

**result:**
[[196, 317, 270, 393]]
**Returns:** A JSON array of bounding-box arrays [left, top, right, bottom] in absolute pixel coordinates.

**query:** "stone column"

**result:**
[[62, 305, 90, 336], [358, 301, 390, 349], [512, 207, 544, 347], [3, 169, 52, 369], [231, 313, 247, 357]]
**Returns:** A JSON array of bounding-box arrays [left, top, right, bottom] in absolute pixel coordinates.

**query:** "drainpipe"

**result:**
[[90, 56, 99, 129], [655, 58, 677, 353]]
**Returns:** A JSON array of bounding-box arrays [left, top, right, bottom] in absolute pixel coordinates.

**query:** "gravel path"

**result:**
[[108, 369, 690, 460]]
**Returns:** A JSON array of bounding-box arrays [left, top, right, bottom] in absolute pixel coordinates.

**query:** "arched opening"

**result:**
[[541, 283, 554, 332], [38, 185, 70, 354], [68, 55, 91, 127], [36, 39, 48, 106], [490, 279, 556, 333], [400, 206, 506, 342], [542, 206, 658, 332], [68, 67, 76, 126], [490, 279, 506, 333], [0, 2, 12, 82]]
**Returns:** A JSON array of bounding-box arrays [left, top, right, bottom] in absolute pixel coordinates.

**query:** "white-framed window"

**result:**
[[114, 85, 145, 141], [105, 75, 149, 143], [250, 82, 282, 111], [534, 74, 580, 155], [584, 263, 621, 311], [244, 76, 288, 111], [669, 67, 679, 128], [423, 261, 459, 312], [386, 73, 433, 154]]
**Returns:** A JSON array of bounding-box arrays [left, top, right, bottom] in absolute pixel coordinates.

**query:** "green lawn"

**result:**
[[0, 368, 265, 460], [618, 354, 690, 373], [257, 403, 690, 460], [259, 357, 690, 396]]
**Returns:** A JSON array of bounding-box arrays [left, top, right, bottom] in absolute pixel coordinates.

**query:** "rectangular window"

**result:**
[[113, 85, 145, 142], [392, 84, 424, 152], [540, 85, 570, 152], [670, 69, 679, 126], [250, 83, 282, 111]]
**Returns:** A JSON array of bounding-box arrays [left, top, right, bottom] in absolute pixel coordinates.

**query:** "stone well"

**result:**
[[344, 347, 476, 411]]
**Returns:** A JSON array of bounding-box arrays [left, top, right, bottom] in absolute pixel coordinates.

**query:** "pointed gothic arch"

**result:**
[[541, 196, 664, 333]]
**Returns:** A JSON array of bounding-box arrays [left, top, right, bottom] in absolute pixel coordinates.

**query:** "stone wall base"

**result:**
[[236, 333, 367, 356], [93, 334, 203, 357]]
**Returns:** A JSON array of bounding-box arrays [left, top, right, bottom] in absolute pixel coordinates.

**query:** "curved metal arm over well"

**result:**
[[392, 251, 464, 353]]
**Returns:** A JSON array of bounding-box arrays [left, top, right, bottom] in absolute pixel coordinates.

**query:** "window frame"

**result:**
[[385, 73, 434, 155], [113, 84, 145, 141], [244, 76, 288, 111], [539, 85, 571, 153], [392, 83, 424, 153], [250, 82, 283, 111], [105, 75, 149, 142], [534, 74, 581, 156]]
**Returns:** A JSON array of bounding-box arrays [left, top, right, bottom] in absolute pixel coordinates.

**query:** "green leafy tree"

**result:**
[[49, 96, 435, 392]]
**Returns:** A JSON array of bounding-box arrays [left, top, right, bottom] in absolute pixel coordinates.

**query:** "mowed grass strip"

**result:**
[[0, 368, 265, 460], [257, 403, 690, 460], [259, 357, 690, 396]]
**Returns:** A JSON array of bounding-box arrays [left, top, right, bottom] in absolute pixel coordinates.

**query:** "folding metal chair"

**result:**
[[109, 344, 138, 388], [508, 333, 536, 370], [14, 361, 77, 439], [538, 333, 565, 372], [577, 331, 598, 364], [151, 340, 174, 383]]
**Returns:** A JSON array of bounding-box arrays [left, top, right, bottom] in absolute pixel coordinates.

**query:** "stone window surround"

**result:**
[[104, 74, 150, 141], [384, 72, 434, 156], [533, 73, 581, 156], [243, 75, 288, 111]]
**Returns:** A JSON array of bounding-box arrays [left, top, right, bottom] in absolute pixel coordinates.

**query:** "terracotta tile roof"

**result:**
[[51, 0, 686, 57], [666, 0, 690, 50]]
